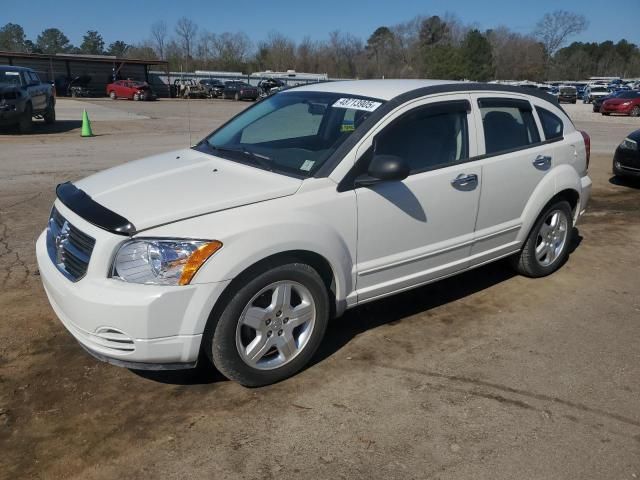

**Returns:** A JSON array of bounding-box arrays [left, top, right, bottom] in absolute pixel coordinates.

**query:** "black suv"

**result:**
[[0, 66, 56, 133], [199, 79, 225, 98]]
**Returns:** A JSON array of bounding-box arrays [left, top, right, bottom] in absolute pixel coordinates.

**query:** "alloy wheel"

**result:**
[[235, 281, 316, 370], [535, 209, 569, 267]]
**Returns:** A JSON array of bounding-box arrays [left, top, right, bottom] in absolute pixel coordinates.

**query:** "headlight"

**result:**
[[112, 239, 222, 285], [620, 137, 638, 150]]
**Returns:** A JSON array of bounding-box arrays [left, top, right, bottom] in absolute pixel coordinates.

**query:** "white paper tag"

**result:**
[[332, 98, 382, 112], [300, 160, 315, 171]]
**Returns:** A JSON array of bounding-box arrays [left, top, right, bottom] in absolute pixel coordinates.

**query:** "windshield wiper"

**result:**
[[208, 144, 273, 171]]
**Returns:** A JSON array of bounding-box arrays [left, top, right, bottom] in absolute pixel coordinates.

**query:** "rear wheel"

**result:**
[[630, 106, 640, 117], [43, 99, 55, 124], [510, 201, 573, 278], [234, 92, 240, 101], [18, 103, 33, 133], [204, 262, 329, 387]]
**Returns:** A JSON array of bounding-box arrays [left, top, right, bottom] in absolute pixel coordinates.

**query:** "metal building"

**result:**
[[0, 51, 169, 97]]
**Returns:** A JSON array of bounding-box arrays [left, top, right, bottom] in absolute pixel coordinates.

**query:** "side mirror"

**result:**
[[355, 154, 410, 187]]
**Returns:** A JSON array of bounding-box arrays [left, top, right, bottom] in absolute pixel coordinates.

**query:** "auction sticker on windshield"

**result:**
[[333, 98, 382, 112]]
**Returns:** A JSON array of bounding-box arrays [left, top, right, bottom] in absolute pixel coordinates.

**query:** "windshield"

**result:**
[[199, 91, 385, 177], [0, 69, 23, 87], [591, 87, 608, 92]]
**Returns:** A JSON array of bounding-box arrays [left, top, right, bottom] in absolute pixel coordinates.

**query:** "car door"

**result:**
[[468, 93, 551, 263], [26, 71, 46, 111], [352, 94, 481, 302]]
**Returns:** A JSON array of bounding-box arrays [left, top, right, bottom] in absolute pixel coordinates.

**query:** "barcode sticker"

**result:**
[[300, 160, 315, 171], [332, 98, 382, 112]]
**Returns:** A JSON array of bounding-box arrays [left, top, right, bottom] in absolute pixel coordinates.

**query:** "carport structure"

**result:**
[[0, 51, 169, 98]]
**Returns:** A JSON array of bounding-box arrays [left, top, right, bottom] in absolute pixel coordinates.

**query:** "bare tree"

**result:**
[[488, 27, 545, 80], [150, 20, 167, 59], [175, 17, 198, 69], [213, 32, 252, 71], [257, 31, 296, 71], [533, 10, 588, 57]]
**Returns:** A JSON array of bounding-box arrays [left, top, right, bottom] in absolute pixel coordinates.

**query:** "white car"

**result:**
[[36, 80, 592, 386], [583, 85, 610, 104]]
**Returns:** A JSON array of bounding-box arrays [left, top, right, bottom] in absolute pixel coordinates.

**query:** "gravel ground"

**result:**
[[0, 97, 639, 480]]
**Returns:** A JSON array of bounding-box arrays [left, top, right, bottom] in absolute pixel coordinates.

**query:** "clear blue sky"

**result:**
[[3, 0, 639, 47]]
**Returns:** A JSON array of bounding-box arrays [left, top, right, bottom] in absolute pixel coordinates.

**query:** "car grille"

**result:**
[[46, 207, 96, 281]]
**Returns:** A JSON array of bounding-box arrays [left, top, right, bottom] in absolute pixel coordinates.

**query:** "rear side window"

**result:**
[[536, 107, 564, 140], [479, 98, 540, 155], [375, 101, 469, 173]]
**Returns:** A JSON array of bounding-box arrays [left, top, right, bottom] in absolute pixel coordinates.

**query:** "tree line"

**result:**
[[1, 11, 639, 81]]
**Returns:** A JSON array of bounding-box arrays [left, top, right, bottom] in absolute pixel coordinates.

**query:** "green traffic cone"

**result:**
[[81, 109, 93, 137]]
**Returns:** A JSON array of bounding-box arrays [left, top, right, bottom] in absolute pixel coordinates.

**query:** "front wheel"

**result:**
[[510, 201, 573, 278], [18, 103, 33, 133], [234, 92, 240, 101], [630, 106, 640, 117], [109, 91, 117, 100], [204, 263, 330, 386]]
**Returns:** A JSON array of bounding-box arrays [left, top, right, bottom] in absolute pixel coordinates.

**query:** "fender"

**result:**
[[140, 185, 358, 312], [517, 164, 581, 243]]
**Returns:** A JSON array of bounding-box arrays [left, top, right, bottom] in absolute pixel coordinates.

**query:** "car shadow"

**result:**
[[130, 353, 226, 385], [0, 120, 82, 135], [310, 260, 516, 368], [609, 175, 640, 190]]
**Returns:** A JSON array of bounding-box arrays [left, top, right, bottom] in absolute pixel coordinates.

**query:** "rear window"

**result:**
[[536, 107, 564, 140], [479, 99, 540, 154], [591, 87, 608, 92]]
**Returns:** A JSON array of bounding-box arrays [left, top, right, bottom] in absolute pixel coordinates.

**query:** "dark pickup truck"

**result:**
[[0, 65, 56, 133]]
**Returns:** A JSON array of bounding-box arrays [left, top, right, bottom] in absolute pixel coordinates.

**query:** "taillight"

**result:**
[[580, 130, 590, 170]]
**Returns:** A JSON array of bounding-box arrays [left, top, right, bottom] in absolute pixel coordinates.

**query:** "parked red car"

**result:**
[[106, 80, 157, 101], [601, 91, 640, 116]]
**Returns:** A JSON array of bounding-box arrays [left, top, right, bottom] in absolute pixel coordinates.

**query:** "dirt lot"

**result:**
[[0, 97, 639, 480]]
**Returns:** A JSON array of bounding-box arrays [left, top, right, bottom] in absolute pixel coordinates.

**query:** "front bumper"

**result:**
[[36, 208, 231, 369], [613, 148, 640, 177], [0, 104, 21, 125]]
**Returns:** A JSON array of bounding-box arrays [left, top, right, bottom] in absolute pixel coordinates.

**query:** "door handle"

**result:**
[[533, 155, 552, 170], [451, 173, 478, 191]]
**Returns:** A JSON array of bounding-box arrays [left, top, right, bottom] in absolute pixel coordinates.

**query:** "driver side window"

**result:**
[[375, 101, 470, 174]]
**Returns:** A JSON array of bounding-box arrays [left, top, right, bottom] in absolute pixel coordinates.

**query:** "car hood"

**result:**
[[74, 148, 302, 231]]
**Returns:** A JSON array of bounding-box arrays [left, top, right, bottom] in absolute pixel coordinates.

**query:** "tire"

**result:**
[[204, 262, 330, 387], [43, 99, 55, 125], [234, 92, 240, 101], [109, 91, 117, 100], [510, 200, 573, 278], [602, 112, 610, 116], [18, 103, 33, 133], [630, 106, 640, 117]]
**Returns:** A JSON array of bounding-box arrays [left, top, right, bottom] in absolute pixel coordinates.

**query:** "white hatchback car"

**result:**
[[36, 80, 592, 386]]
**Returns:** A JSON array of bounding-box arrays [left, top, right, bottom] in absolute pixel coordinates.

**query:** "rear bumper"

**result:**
[[578, 175, 592, 220]]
